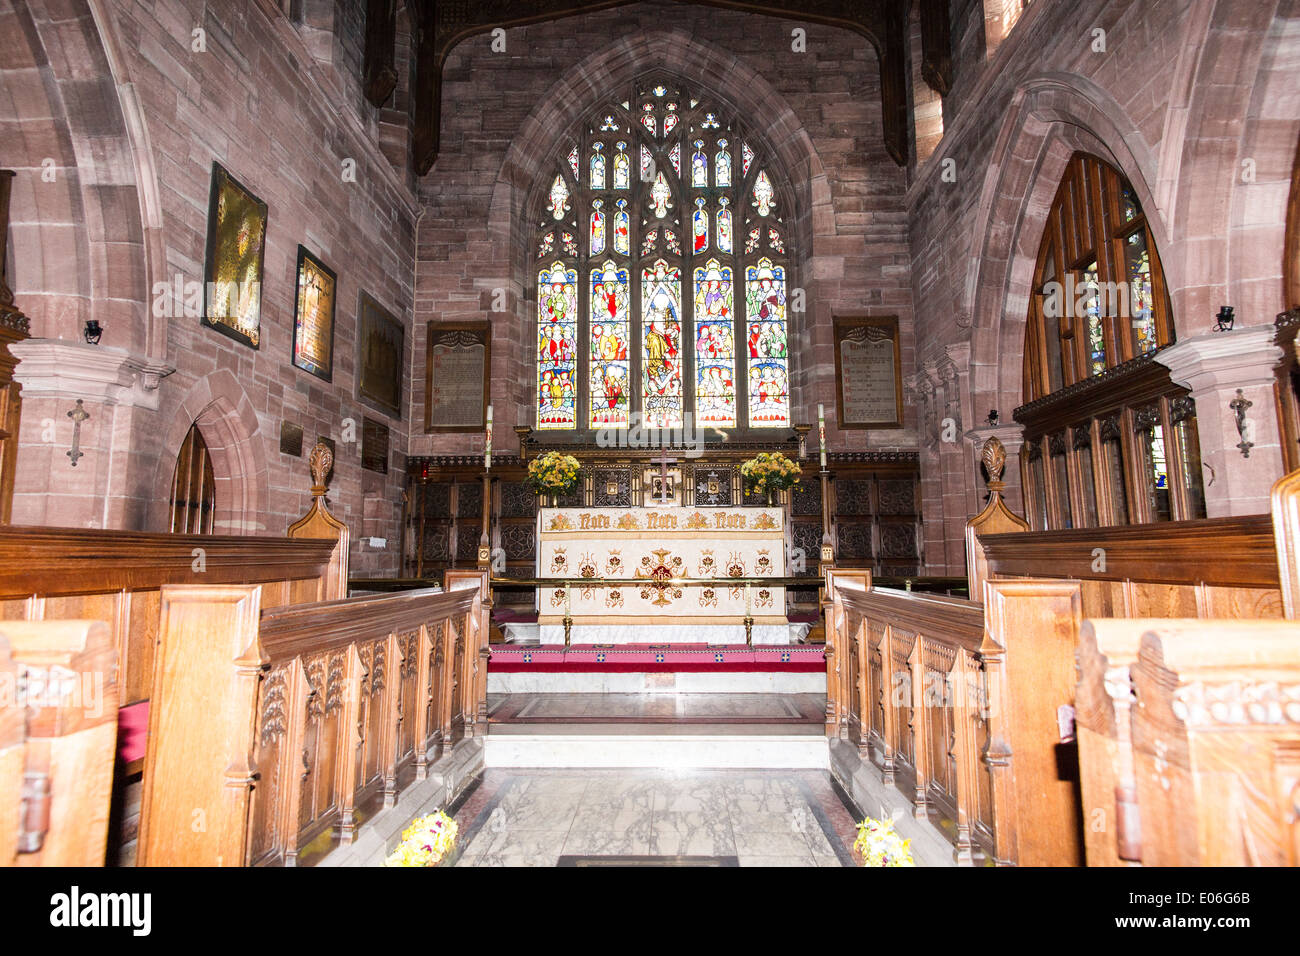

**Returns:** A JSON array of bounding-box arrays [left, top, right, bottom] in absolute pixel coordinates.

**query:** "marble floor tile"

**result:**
[[650, 811, 736, 856], [736, 854, 819, 868], [733, 827, 821, 859], [561, 822, 653, 856]]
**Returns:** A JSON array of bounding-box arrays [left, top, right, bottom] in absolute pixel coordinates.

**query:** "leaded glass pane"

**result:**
[[1082, 261, 1105, 375], [752, 170, 774, 216], [694, 258, 735, 428], [1125, 231, 1156, 355], [613, 199, 630, 255], [538, 262, 577, 429], [746, 257, 788, 428], [642, 259, 683, 429], [691, 140, 708, 187], [717, 197, 733, 254], [590, 142, 606, 189], [614, 143, 630, 189], [590, 199, 606, 255], [590, 261, 630, 428], [692, 198, 709, 253], [715, 139, 732, 187], [548, 175, 570, 220]]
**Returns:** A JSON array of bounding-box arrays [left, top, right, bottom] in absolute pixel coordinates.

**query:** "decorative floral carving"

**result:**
[[1171, 680, 1300, 726], [547, 513, 574, 531], [261, 668, 288, 744]]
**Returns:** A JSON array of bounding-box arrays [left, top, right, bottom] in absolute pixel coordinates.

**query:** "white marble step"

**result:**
[[488, 670, 824, 694], [483, 727, 829, 770]]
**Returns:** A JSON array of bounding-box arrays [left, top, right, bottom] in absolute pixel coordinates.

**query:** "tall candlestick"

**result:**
[[744, 581, 752, 615], [564, 586, 571, 615], [817, 403, 827, 468], [485, 404, 493, 470]]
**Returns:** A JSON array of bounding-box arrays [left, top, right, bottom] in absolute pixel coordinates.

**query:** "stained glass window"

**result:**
[[532, 80, 788, 435], [614, 143, 630, 189], [613, 199, 630, 255], [1125, 231, 1156, 354], [642, 259, 683, 429], [538, 262, 577, 429], [715, 139, 732, 187], [691, 140, 708, 188], [548, 175, 570, 220], [692, 198, 709, 253], [1082, 261, 1105, 376], [717, 197, 733, 254], [745, 257, 788, 427], [752, 170, 774, 216], [590, 261, 630, 428], [590, 199, 606, 255], [694, 258, 735, 428]]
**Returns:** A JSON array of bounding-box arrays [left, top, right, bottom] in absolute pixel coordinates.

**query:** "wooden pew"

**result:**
[[1130, 619, 1300, 866], [136, 579, 486, 866], [1, 620, 118, 866], [821, 567, 869, 741]]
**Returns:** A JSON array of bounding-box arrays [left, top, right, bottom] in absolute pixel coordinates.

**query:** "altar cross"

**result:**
[[650, 449, 677, 503]]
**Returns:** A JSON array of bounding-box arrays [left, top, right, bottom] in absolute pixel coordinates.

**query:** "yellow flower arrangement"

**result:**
[[853, 816, 914, 867], [527, 451, 582, 496], [740, 452, 802, 498], [383, 810, 458, 867]]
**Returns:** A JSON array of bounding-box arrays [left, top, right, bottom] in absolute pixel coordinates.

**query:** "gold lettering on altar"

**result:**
[[579, 513, 612, 530], [647, 512, 678, 530], [714, 512, 746, 529]]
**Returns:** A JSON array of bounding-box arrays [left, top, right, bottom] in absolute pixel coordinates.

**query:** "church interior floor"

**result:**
[[486, 692, 826, 724], [446, 768, 863, 867]]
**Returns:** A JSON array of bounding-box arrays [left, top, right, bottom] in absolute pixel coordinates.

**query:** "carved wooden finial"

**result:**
[[982, 436, 1006, 490], [309, 440, 333, 495]]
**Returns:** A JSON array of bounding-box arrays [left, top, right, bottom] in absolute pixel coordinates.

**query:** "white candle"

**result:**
[[485, 404, 493, 470], [817, 403, 827, 468], [744, 581, 752, 615], [564, 586, 571, 615]]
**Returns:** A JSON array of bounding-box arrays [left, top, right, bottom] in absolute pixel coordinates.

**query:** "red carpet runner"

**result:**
[[488, 643, 825, 672]]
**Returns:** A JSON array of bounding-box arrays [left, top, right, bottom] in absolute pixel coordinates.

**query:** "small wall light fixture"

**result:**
[[1214, 306, 1235, 333], [83, 320, 103, 345]]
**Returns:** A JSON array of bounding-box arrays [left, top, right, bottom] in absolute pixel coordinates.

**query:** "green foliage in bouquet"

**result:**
[[527, 451, 582, 496], [740, 452, 802, 497]]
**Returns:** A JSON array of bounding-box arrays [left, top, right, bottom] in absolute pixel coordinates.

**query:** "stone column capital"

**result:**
[[964, 423, 1026, 456], [10, 339, 176, 410], [1154, 326, 1282, 394]]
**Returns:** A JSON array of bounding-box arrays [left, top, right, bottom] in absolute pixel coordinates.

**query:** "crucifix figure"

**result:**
[[649, 449, 676, 504], [66, 399, 89, 467]]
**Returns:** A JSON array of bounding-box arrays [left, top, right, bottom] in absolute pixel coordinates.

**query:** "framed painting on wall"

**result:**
[[357, 292, 404, 419], [290, 245, 336, 381], [833, 315, 904, 429], [425, 321, 491, 432], [201, 162, 268, 349]]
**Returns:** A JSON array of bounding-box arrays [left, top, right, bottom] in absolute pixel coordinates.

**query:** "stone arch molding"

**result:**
[[480, 26, 835, 422], [1, 0, 168, 359], [153, 371, 269, 535], [965, 72, 1167, 414]]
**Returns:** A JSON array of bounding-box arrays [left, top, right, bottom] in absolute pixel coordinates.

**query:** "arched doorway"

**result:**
[[168, 423, 215, 534]]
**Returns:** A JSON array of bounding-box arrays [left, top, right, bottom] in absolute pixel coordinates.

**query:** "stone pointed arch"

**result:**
[[152, 370, 269, 535], [965, 72, 1167, 417], [473, 27, 833, 431], [0, 0, 165, 358]]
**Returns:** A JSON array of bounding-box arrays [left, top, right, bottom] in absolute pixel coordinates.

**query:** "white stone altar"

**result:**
[[536, 505, 789, 644]]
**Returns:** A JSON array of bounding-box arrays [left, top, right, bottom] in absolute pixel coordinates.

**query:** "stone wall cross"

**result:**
[[66, 399, 89, 467]]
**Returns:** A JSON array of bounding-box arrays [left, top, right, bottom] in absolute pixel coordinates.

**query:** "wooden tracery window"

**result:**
[[1017, 154, 1206, 529], [169, 423, 215, 534], [1023, 153, 1174, 402]]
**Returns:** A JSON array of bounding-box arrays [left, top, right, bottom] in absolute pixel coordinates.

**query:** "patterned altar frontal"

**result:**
[[537, 507, 786, 639]]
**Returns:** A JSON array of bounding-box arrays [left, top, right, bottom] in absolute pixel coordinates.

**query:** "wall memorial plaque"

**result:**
[[425, 320, 491, 432], [834, 315, 903, 429], [291, 245, 336, 381], [357, 292, 404, 418], [201, 162, 267, 349], [362, 417, 389, 474]]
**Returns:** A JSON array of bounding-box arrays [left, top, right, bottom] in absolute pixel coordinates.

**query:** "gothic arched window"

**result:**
[[534, 79, 791, 436], [1018, 153, 1205, 530]]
